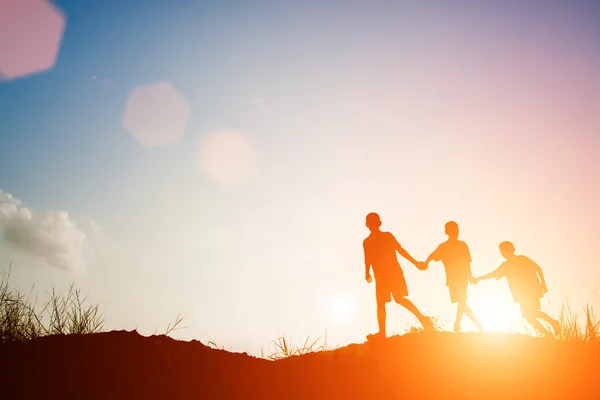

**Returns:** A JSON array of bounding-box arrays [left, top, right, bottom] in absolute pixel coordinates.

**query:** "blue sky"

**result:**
[[1, 0, 599, 352]]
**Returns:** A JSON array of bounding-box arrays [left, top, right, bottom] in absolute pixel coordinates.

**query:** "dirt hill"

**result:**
[[0, 330, 598, 399]]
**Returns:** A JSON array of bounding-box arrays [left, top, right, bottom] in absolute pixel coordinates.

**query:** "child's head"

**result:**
[[445, 221, 459, 239], [365, 212, 382, 232], [499, 241, 516, 259]]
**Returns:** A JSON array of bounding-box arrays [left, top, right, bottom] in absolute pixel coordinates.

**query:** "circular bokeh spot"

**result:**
[[197, 130, 259, 188], [123, 81, 191, 148]]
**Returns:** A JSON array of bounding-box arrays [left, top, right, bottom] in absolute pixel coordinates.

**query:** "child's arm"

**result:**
[[465, 244, 475, 284], [473, 266, 502, 283], [468, 264, 476, 284], [398, 247, 422, 269], [530, 258, 548, 293], [424, 245, 442, 269], [363, 241, 372, 283], [389, 233, 423, 269], [425, 250, 438, 265]]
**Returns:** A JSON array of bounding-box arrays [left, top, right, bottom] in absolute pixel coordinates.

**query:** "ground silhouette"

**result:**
[[1, 330, 598, 399]]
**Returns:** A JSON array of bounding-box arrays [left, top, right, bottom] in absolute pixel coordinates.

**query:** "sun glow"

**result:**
[[327, 293, 355, 323], [476, 299, 513, 333]]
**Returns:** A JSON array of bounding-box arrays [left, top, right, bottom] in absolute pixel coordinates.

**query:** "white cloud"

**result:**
[[0, 190, 101, 272]]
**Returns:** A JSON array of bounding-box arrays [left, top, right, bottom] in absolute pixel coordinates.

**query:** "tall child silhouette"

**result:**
[[363, 212, 433, 340], [424, 221, 483, 332], [473, 241, 561, 337]]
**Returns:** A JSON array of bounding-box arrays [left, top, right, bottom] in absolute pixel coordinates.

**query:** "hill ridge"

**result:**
[[1, 330, 598, 399]]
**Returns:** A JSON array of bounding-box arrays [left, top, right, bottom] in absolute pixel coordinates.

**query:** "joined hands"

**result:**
[[416, 261, 428, 271]]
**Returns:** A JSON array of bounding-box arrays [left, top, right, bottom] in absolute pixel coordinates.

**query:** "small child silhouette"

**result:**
[[362, 212, 433, 341], [424, 221, 483, 332], [473, 241, 561, 337]]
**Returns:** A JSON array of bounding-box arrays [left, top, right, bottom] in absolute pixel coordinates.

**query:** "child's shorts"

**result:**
[[375, 268, 408, 304], [448, 282, 468, 304], [518, 297, 542, 315]]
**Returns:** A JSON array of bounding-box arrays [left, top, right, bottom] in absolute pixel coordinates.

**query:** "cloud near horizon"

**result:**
[[0, 190, 101, 272]]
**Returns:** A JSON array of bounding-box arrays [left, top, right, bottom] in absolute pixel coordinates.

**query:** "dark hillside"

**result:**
[[1, 330, 598, 399]]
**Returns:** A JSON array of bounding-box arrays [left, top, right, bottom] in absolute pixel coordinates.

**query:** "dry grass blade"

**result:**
[[537, 300, 600, 342], [263, 332, 336, 360], [584, 304, 600, 342], [161, 312, 189, 337], [0, 264, 105, 343], [206, 337, 231, 350]]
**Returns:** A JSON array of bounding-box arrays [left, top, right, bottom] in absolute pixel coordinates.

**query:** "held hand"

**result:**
[[417, 261, 428, 271], [365, 273, 373, 283], [471, 276, 480, 285]]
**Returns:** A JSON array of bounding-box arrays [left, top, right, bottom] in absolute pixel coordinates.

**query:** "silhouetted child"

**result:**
[[363, 212, 433, 341], [424, 221, 483, 332], [474, 241, 561, 337]]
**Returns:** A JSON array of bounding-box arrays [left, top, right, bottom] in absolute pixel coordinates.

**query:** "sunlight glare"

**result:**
[[327, 293, 355, 323], [476, 299, 512, 333]]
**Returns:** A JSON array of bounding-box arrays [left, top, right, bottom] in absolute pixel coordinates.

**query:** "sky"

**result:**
[[1, 0, 599, 354]]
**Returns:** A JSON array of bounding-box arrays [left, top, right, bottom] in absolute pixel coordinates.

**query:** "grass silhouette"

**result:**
[[261, 332, 337, 360], [0, 265, 104, 343], [556, 301, 600, 342]]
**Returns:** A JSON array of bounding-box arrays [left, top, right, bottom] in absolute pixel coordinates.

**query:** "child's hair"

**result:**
[[445, 221, 458, 233], [366, 212, 380, 224], [499, 241, 515, 253]]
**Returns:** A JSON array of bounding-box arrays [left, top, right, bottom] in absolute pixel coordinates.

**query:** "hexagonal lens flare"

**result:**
[[0, 0, 66, 81], [123, 81, 191, 148]]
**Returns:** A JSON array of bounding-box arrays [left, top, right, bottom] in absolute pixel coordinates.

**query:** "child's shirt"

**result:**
[[363, 231, 403, 281], [490, 255, 544, 303], [431, 239, 472, 287]]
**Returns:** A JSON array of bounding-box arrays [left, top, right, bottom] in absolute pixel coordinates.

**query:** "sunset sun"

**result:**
[[476, 300, 513, 333], [327, 293, 355, 323]]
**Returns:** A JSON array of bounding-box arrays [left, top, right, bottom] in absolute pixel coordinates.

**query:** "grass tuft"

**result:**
[[0, 264, 105, 343], [553, 300, 600, 342], [260, 332, 337, 360], [154, 312, 189, 337]]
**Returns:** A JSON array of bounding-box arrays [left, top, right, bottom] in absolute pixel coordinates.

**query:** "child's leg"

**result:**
[[396, 297, 433, 330], [461, 302, 483, 331], [534, 310, 561, 336], [376, 301, 387, 336], [391, 272, 432, 330], [450, 286, 464, 331], [372, 283, 390, 338], [521, 308, 553, 337], [524, 315, 553, 337], [367, 301, 388, 341], [454, 303, 464, 331], [452, 285, 481, 331]]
